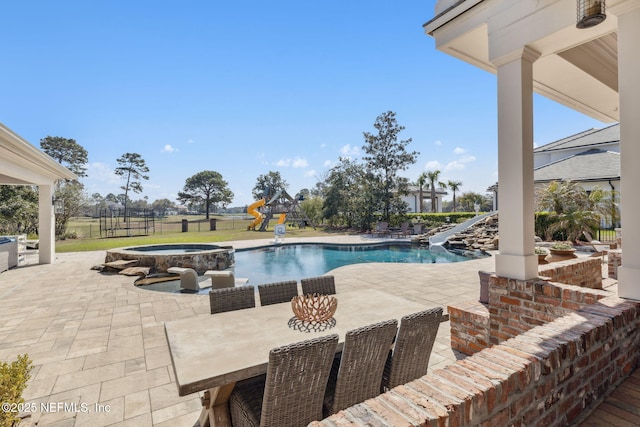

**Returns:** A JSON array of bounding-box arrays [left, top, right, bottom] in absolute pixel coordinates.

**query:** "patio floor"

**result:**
[[0, 235, 617, 426]]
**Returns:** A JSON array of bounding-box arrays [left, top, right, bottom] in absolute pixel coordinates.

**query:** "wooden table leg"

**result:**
[[197, 383, 237, 427]]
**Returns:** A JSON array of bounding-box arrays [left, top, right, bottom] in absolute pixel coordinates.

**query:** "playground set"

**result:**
[[247, 189, 315, 231]]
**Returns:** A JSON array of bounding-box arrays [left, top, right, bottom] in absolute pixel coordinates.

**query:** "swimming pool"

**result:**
[[233, 243, 487, 285], [137, 243, 488, 294]]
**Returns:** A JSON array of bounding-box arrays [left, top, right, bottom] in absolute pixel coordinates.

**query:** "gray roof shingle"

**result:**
[[534, 123, 619, 153], [534, 148, 620, 182]]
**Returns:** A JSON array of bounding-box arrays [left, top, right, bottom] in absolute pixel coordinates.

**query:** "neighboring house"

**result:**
[[488, 124, 621, 212], [401, 185, 448, 213], [534, 123, 620, 193], [105, 201, 124, 212]]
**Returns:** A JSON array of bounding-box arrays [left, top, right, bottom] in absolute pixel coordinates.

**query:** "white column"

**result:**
[[613, 4, 640, 300], [38, 184, 56, 264], [493, 47, 540, 280]]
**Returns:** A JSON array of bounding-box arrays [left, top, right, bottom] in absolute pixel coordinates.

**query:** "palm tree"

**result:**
[[536, 180, 603, 242], [447, 180, 463, 212], [416, 172, 428, 213], [426, 170, 446, 212]]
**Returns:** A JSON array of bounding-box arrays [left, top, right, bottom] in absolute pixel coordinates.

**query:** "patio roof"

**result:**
[[0, 121, 76, 265], [0, 122, 77, 185], [424, 1, 620, 123]]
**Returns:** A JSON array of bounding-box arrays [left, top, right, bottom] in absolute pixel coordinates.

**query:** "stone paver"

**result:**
[[0, 235, 614, 426]]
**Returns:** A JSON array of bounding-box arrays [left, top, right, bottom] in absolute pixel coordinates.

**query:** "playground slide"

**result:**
[[277, 213, 286, 224], [247, 199, 266, 230]]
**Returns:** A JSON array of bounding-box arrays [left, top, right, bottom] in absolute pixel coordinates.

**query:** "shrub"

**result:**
[[408, 212, 477, 226], [534, 246, 549, 255], [0, 354, 33, 427], [535, 212, 565, 241], [551, 241, 574, 250]]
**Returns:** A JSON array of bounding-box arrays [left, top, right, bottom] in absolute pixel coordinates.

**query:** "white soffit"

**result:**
[[0, 122, 77, 185], [425, 1, 620, 123]]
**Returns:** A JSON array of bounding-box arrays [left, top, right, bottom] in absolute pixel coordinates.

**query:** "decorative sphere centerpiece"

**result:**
[[291, 294, 338, 322]]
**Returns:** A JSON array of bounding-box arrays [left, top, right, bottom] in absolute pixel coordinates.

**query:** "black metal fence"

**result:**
[[67, 216, 254, 238]]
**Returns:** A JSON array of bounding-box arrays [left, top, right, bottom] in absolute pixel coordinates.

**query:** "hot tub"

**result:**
[[105, 243, 234, 274]]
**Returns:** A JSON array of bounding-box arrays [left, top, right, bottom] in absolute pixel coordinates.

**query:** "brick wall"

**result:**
[[538, 257, 602, 289], [312, 258, 640, 426], [608, 249, 622, 279], [313, 295, 640, 427], [449, 301, 489, 356], [488, 275, 610, 348], [450, 258, 608, 356]]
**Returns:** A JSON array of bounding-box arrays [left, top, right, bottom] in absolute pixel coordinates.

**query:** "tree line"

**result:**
[[0, 111, 479, 237]]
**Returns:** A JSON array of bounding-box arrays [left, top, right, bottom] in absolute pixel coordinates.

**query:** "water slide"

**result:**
[[247, 199, 266, 230], [428, 211, 497, 248]]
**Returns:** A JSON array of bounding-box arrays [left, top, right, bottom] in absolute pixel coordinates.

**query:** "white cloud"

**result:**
[[161, 144, 178, 153], [339, 144, 360, 157], [453, 147, 466, 155], [292, 157, 308, 168], [425, 160, 444, 170], [320, 143, 326, 149], [445, 160, 465, 171], [274, 157, 308, 168], [86, 162, 120, 184], [445, 155, 476, 172], [186, 139, 194, 144], [434, 140, 442, 146], [459, 155, 476, 164], [323, 160, 333, 168], [304, 169, 317, 177]]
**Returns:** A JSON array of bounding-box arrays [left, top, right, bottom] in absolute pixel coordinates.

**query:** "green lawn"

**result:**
[[57, 216, 345, 252]]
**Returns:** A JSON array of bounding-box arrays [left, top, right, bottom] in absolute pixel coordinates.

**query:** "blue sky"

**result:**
[[1, 1, 606, 207]]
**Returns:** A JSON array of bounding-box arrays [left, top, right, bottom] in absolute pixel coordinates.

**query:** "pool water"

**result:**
[[233, 243, 487, 285], [138, 243, 488, 294]]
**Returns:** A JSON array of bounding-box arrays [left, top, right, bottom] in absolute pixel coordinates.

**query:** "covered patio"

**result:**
[[424, 0, 639, 300], [0, 122, 76, 265]]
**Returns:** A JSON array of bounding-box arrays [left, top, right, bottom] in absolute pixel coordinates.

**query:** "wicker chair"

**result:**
[[301, 275, 336, 296], [209, 285, 256, 314], [257, 280, 298, 306], [229, 334, 339, 427], [323, 319, 398, 416], [382, 307, 443, 390]]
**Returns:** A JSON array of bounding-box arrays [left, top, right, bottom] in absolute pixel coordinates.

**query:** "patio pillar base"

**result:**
[[495, 253, 538, 281], [617, 267, 640, 301]]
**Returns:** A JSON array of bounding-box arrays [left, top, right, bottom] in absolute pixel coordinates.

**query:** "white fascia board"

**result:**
[[0, 122, 77, 183], [424, 0, 485, 36]]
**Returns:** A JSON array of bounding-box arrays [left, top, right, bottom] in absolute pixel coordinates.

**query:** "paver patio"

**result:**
[[0, 235, 615, 426]]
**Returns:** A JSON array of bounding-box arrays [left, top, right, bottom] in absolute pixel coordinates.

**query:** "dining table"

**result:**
[[164, 288, 432, 427]]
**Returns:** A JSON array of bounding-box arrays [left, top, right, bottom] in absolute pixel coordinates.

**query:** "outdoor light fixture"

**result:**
[[53, 197, 65, 214], [577, 0, 606, 29]]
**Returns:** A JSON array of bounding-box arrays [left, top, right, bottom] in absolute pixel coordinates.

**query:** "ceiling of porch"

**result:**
[[424, 1, 620, 123]]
